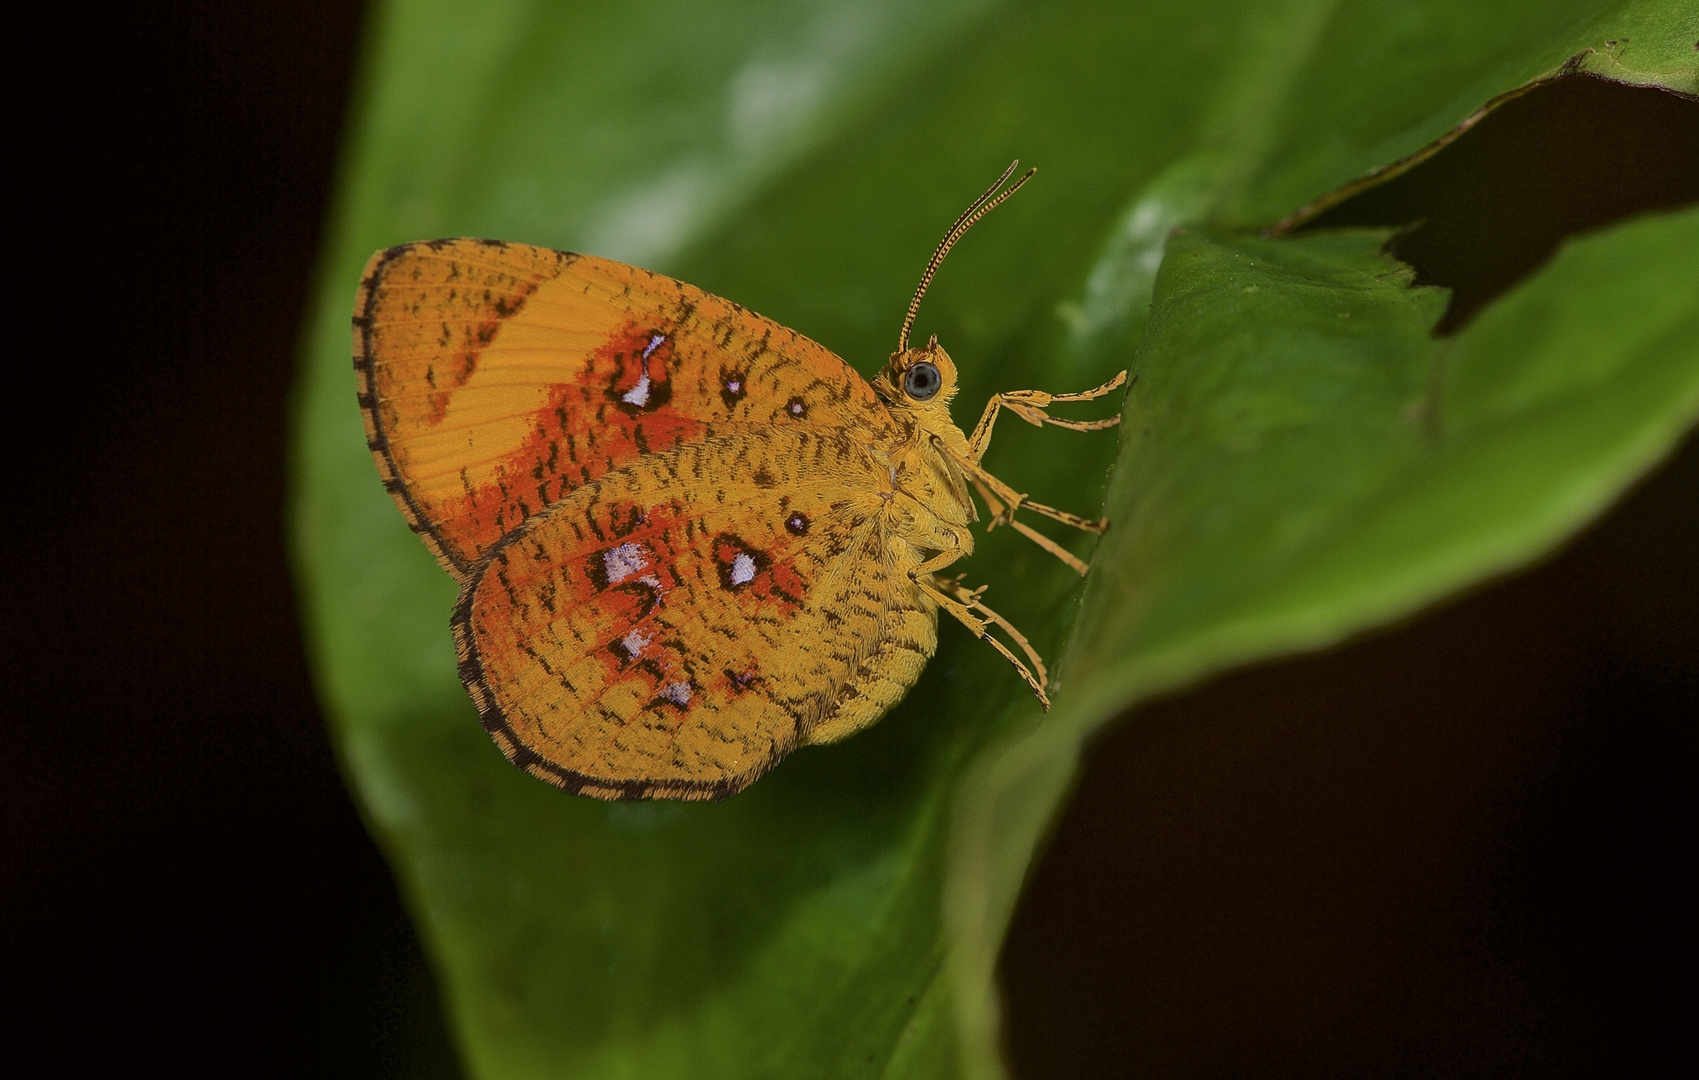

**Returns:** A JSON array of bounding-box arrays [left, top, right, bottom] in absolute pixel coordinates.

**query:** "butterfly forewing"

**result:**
[[355, 239, 899, 578]]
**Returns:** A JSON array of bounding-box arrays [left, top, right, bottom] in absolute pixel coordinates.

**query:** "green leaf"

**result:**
[[291, 0, 1698, 1076]]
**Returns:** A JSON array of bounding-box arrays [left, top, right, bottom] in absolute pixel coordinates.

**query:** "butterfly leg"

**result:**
[[934, 575, 1049, 690], [966, 474, 1092, 575], [909, 548, 1051, 708], [964, 467, 1111, 576], [965, 369, 1127, 463], [955, 370, 1127, 571]]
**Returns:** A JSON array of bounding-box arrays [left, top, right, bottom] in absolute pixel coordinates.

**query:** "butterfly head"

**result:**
[[878, 334, 959, 416]]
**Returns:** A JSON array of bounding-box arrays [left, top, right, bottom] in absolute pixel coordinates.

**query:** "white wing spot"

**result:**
[[661, 681, 692, 706], [730, 552, 757, 585], [620, 627, 654, 658], [641, 333, 667, 358], [622, 370, 652, 407], [603, 542, 649, 584]]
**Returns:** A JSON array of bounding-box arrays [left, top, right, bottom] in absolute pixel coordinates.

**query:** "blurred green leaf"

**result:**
[[292, 0, 1697, 1076]]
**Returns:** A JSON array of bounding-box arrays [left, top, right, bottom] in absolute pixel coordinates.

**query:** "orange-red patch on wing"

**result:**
[[421, 321, 709, 568]]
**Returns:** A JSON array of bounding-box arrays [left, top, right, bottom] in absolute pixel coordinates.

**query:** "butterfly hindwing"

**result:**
[[455, 429, 932, 800], [354, 239, 900, 579]]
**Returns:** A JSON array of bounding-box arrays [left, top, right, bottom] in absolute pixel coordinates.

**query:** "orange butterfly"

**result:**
[[354, 162, 1125, 800]]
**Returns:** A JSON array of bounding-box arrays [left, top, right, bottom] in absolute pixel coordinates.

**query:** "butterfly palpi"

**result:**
[[353, 161, 1126, 800]]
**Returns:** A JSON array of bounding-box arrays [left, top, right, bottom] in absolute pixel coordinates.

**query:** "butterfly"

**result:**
[[354, 161, 1125, 800]]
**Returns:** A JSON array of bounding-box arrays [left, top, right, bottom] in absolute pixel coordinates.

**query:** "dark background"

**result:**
[[4, 4, 1692, 1077]]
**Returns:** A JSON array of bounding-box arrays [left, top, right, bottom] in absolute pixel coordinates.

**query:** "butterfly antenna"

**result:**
[[897, 160, 1036, 353]]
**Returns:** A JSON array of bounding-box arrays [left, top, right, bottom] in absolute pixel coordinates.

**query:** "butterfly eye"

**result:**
[[903, 361, 942, 401]]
